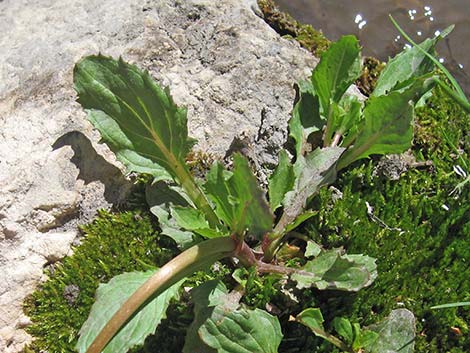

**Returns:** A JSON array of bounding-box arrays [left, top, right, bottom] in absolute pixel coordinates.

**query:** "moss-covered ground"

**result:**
[[24, 2, 469, 352]]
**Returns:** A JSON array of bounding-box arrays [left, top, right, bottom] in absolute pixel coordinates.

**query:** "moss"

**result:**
[[355, 56, 386, 96], [23, 208, 235, 353], [24, 5, 470, 352], [257, 0, 330, 57], [298, 85, 470, 352], [23, 210, 176, 352]]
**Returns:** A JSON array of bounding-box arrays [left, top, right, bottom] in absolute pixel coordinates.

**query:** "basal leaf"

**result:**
[[312, 35, 362, 115], [76, 271, 183, 353], [284, 210, 318, 233], [296, 308, 329, 340], [365, 309, 416, 353], [283, 147, 344, 224], [331, 94, 363, 139], [200, 307, 282, 353], [183, 281, 231, 353], [204, 154, 273, 239], [184, 280, 282, 353], [332, 317, 353, 344], [338, 75, 435, 168], [353, 330, 379, 351], [305, 240, 322, 258], [171, 205, 209, 230], [268, 149, 295, 212], [74, 55, 193, 180], [291, 249, 377, 291], [152, 206, 201, 249], [146, 181, 202, 249], [372, 31, 449, 97], [289, 80, 324, 157], [344, 253, 379, 283]]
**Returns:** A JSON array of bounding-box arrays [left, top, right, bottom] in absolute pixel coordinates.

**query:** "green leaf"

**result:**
[[343, 253, 379, 283], [312, 35, 362, 115], [191, 280, 231, 309], [76, 271, 183, 353], [296, 308, 329, 340], [353, 330, 379, 350], [204, 154, 273, 239], [373, 32, 448, 97], [170, 206, 223, 239], [268, 149, 295, 212], [153, 206, 202, 249], [74, 55, 193, 179], [329, 94, 363, 143], [305, 240, 322, 258], [365, 309, 416, 353], [291, 249, 377, 291], [284, 210, 318, 233], [332, 317, 353, 344], [146, 181, 202, 249], [171, 205, 209, 230], [431, 301, 470, 309], [283, 147, 344, 224], [200, 308, 282, 353], [289, 80, 324, 157], [184, 280, 283, 353], [338, 75, 435, 168]]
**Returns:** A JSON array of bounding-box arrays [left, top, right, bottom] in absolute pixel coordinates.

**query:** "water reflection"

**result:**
[[275, 0, 469, 94]]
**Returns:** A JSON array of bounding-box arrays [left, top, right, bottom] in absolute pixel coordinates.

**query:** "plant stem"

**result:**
[[323, 106, 334, 147], [302, 325, 354, 353], [330, 132, 342, 147], [262, 211, 293, 262], [146, 125, 221, 229], [172, 160, 221, 228], [85, 237, 236, 353]]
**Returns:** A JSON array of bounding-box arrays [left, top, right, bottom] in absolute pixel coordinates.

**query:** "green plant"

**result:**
[[72, 31, 444, 353], [390, 16, 470, 114]]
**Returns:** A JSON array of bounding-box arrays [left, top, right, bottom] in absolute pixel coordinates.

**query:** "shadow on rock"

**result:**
[[52, 131, 132, 205]]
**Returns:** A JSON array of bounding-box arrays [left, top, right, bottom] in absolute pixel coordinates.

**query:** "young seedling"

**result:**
[[73, 30, 444, 353]]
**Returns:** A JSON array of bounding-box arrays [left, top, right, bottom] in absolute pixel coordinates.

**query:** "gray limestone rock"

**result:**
[[0, 0, 317, 351]]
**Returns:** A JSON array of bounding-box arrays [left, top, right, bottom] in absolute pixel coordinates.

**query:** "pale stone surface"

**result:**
[[0, 0, 317, 351]]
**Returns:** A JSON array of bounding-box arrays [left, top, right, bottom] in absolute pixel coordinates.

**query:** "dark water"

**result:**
[[275, 0, 470, 94]]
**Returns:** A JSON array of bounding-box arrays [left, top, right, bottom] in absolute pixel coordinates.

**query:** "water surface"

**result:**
[[276, 0, 470, 93]]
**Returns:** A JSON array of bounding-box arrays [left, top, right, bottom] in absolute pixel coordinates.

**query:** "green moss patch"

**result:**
[[257, 0, 330, 57], [23, 210, 177, 352], [303, 85, 470, 352]]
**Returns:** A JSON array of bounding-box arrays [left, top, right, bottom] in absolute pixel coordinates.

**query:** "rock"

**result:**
[[372, 151, 433, 180], [0, 0, 317, 351]]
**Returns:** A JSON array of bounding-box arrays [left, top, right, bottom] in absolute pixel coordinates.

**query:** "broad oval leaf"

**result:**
[[338, 75, 436, 169], [372, 29, 450, 97], [184, 280, 282, 353], [296, 308, 329, 340], [365, 309, 416, 353], [76, 270, 183, 353], [332, 317, 354, 344], [200, 308, 282, 353], [74, 55, 194, 179], [291, 248, 377, 291], [311, 35, 362, 115]]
